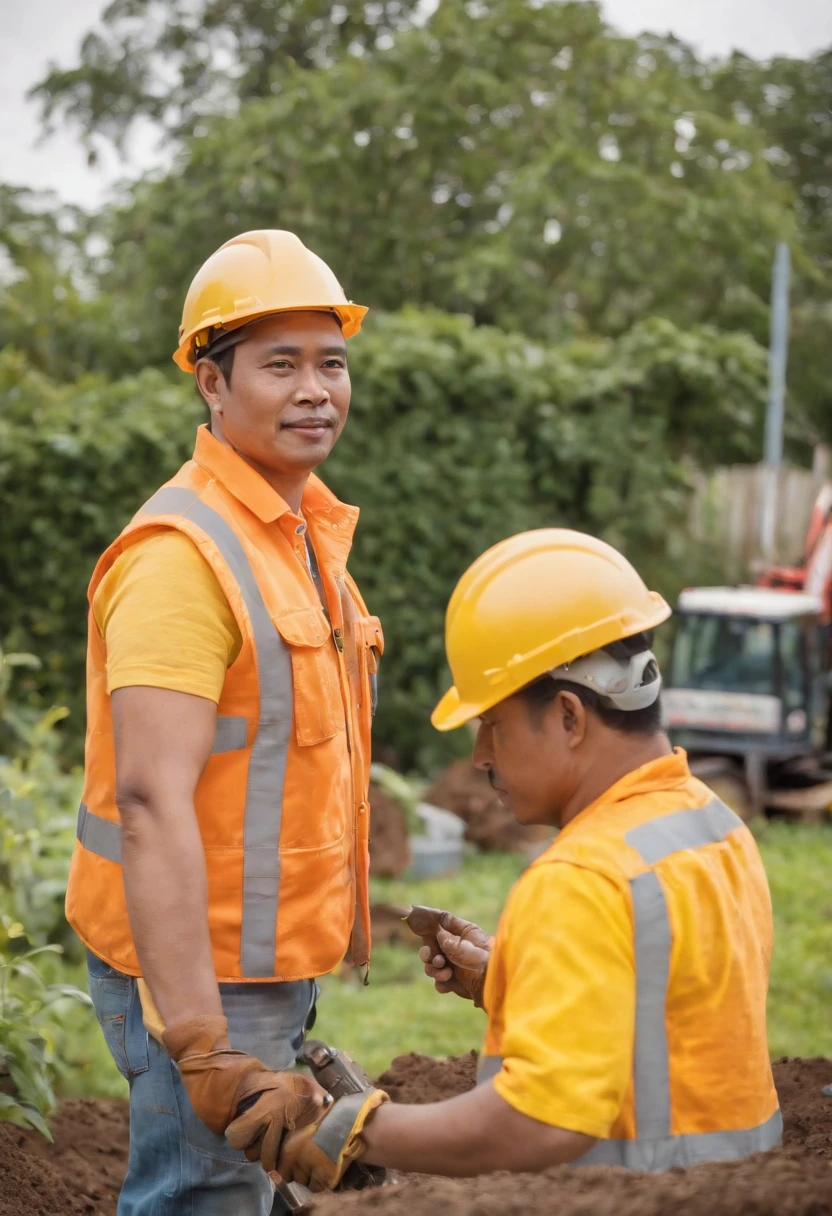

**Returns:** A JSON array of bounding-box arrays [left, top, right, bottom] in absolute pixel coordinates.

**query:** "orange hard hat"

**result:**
[[432, 529, 671, 731], [173, 229, 368, 372]]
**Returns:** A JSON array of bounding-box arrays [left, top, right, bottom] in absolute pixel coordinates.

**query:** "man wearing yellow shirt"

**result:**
[[274, 531, 781, 1187], [66, 231, 383, 1215]]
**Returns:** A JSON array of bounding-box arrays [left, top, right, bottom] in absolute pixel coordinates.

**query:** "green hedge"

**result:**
[[0, 310, 767, 768]]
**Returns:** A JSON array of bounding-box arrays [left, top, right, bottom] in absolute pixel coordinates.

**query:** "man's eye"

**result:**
[[323, 359, 345, 368], [269, 360, 292, 369]]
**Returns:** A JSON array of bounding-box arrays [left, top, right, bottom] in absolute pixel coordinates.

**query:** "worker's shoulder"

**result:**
[[98, 529, 218, 593], [120, 527, 209, 564], [501, 854, 627, 941], [93, 529, 228, 626], [530, 776, 729, 881]]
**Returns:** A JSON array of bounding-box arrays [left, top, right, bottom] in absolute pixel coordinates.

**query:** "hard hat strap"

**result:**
[[549, 648, 662, 712], [195, 325, 252, 363]]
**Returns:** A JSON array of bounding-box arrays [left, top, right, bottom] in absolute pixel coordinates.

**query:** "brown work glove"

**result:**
[[407, 907, 491, 1007], [162, 1015, 326, 1161], [276, 1088, 389, 1193]]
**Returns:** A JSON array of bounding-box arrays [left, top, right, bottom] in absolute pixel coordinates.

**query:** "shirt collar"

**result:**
[[192, 425, 358, 539], [555, 748, 692, 843], [596, 748, 691, 805]]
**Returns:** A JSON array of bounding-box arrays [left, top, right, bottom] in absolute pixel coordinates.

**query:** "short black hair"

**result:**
[[208, 346, 235, 387], [517, 631, 662, 736]]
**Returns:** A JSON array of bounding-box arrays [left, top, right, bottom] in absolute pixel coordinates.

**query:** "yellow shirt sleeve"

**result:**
[[92, 531, 243, 702], [491, 861, 635, 1139]]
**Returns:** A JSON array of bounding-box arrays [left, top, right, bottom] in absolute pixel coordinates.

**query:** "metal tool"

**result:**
[[271, 1179, 315, 1213], [269, 1039, 394, 1213]]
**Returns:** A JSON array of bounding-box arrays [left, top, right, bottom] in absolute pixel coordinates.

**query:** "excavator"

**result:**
[[662, 483, 832, 820]]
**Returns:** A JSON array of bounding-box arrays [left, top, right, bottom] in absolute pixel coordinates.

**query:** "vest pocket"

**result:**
[[272, 605, 344, 746], [356, 615, 384, 717]]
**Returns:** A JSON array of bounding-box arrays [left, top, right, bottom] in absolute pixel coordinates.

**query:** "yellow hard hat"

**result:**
[[173, 229, 368, 372], [432, 529, 671, 732]]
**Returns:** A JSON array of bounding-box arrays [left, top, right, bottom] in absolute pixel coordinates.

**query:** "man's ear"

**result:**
[[558, 690, 587, 748], [194, 359, 224, 411]]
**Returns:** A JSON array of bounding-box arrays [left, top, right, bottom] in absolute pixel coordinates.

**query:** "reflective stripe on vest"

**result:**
[[77, 802, 122, 865], [477, 798, 782, 1170], [76, 485, 294, 979]]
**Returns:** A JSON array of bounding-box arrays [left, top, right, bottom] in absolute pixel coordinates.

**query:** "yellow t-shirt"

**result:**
[[92, 532, 242, 701], [486, 862, 635, 1138]]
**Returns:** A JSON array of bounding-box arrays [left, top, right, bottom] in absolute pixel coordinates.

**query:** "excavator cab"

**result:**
[[663, 587, 831, 818]]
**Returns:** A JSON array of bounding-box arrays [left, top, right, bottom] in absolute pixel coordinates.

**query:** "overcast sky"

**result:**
[[2, 0, 831, 209]]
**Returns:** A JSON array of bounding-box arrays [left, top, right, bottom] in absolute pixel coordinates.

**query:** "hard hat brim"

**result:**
[[431, 686, 488, 733], [173, 302, 369, 373]]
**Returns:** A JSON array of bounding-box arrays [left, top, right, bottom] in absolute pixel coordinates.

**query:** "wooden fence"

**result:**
[[689, 450, 829, 570]]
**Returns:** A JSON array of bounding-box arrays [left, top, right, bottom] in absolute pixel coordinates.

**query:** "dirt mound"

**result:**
[[776, 1056, 832, 1156], [0, 1123, 98, 1216], [1, 1053, 831, 1215], [13, 1099, 128, 1214], [369, 905, 425, 950], [369, 784, 411, 877], [376, 1051, 478, 1103], [424, 761, 544, 852], [315, 1152, 832, 1216]]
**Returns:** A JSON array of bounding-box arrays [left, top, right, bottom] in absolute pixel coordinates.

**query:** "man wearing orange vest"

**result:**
[[65, 231, 382, 1213], [274, 531, 781, 1188]]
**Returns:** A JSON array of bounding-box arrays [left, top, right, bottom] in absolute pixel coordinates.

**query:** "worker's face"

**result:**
[[196, 311, 350, 482], [472, 690, 588, 827]]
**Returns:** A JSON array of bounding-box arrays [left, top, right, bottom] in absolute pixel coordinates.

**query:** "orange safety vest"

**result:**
[[478, 754, 781, 1170], [66, 426, 383, 982]]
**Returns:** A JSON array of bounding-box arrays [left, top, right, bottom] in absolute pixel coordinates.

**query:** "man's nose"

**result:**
[[293, 366, 329, 405]]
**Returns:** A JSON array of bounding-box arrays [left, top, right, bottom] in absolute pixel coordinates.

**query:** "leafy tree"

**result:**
[[28, 1, 830, 446], [0, 185, 128, 381], [710, 48, 832, 444], [78, 0, 800, 376], [31, 0, 422, 156], [712, 48, 832, 261]]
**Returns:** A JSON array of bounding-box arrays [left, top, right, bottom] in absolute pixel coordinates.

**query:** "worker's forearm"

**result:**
[[361, 1100, 497, 1175], [120, 797, 223, 1026], [361, 1084, 594, 1176]]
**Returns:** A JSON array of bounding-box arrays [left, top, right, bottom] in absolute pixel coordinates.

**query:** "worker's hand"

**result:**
[[276, 1088, 389, 1192], [163, 1015, 327, 1160], [420, 913, 491, 1007]]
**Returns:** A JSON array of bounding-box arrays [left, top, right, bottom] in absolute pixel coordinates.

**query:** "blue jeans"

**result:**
[[87, 951, 318, 1216]]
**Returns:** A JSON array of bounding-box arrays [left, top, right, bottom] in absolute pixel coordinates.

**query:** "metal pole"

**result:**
[[760, 241, 791, 560]]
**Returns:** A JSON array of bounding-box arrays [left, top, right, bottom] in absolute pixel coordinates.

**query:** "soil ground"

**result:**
[[424, 761, 548, 852], [2, 1055, 831, 1215], [368, 783, 411, 878]]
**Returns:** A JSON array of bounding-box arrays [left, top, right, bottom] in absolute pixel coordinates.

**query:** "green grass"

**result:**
[[313, 852, 526, 1075], [53, 826, 832, 1097], [755, 821, 832, 1058]]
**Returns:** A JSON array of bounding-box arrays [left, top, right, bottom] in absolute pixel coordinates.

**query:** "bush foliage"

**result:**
[[0, 653, 91, 1134], [0, 311, 767, 766]]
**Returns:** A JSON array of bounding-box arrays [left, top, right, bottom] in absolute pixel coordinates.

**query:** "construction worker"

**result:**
[[65, 230, 383, 1214], [273, 530, 781, 1188]]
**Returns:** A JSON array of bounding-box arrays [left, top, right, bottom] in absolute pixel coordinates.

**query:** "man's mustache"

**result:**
[[487, 768, 504, 792]]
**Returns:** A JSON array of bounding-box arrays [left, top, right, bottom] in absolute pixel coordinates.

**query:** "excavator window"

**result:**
[[779, 622, 807, 715], [671, 616, 776, 696]]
